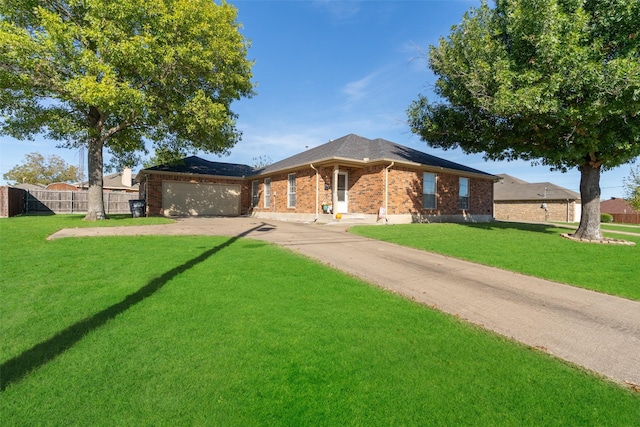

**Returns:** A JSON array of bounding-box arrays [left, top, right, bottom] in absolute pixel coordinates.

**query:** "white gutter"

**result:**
[[385, 162, 394, 223], [310, 163, 319, 221]]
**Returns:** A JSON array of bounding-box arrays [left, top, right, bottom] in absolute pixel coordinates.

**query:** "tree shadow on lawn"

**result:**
[[458, 221, 565, 235], [0, 223, 266, 391]]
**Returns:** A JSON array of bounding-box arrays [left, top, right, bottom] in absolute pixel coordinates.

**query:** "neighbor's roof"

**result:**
[[77, 171, 139, 190], [494, 174, 580, 201], [141, 156, 254, 178], [258, 134, 497, 179], [12, 183, 45, 191], [601, 197, 637, 214]]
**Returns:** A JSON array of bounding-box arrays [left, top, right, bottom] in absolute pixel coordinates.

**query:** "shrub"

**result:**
[[600, 213, 613, 223]]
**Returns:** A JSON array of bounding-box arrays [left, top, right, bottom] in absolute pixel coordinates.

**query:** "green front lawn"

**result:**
[[350, 222, 640, 301], [555, 222, 640, 234], [1, 216, 638, 425]]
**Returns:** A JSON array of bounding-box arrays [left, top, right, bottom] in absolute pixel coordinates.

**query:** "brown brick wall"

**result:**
[[251, 164, 494, 217], [348, 166, 385, 214], [495, 200, 577, 222], [143, 164, 495, 219], [251, 168, 324, 214], [388, 168, 493, 216]]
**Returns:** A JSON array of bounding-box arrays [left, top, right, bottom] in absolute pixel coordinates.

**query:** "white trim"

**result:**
[[459, 177, 470, 210], [423, 172, 437, 209], [251, 180, 259, 208], [264, 178, 271, 208], [287, 173, 296, 208], [336, 171, 348, 213]]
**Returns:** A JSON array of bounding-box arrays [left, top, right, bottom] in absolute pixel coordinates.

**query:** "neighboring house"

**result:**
[[13, 183, 45, 191], [494, 174, 581, 222], [76, 168, 139, 193], [45, 182, 79, 191], [138, 134, 498, 223], [600, 197, 637, 215]]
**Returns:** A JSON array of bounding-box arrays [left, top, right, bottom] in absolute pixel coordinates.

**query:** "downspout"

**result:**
[[310, 163, 319, 221], [385, 162, 394, 223]]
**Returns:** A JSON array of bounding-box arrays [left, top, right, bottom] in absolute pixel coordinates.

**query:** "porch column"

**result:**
[[333, 165, 339, 214]]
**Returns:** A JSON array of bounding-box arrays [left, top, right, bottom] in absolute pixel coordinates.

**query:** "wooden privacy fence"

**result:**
[[612, 213, 640, 225], [25, 190, 139, 214]]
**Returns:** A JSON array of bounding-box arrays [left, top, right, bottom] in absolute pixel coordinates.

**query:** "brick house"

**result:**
[[137, 134, 498, 223], [493, 174, 581, 223], [600, 197, 637, 215]]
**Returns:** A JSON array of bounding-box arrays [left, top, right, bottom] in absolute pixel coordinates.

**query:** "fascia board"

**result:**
[[138, 169, 247, 181]]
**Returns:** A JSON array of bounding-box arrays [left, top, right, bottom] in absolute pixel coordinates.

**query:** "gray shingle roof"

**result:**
[[494, 174, 580, 201], [258, 134, 496, 178], [12, 183, 45, 191], [141, 135, 497, 180], [143, 156, 254, 178]]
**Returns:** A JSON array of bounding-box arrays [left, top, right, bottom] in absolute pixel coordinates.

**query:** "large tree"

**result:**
[[408, 0, 640, 240], [0, 0, 254, 220], [3, 152, 79, 184]]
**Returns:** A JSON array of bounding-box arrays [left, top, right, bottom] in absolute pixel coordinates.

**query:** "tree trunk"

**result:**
[[84, 108, 106, 221], [572, 163, 602, 240]]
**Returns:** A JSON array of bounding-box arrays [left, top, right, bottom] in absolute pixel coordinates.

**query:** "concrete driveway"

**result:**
[[49, 217, 640, 388]]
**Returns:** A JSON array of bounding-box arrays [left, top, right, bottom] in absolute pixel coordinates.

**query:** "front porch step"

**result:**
[[317, 213, 383, 225]]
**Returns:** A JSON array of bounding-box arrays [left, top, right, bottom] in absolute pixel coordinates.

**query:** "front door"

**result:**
[[336, 172, 348, 213]]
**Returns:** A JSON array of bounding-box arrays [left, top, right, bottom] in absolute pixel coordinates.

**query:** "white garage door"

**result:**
[[162, 181, 241, 216]]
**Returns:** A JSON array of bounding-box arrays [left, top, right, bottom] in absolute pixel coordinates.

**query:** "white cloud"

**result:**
[[342, 72, 378, 103], [312, 0, 361, 21]]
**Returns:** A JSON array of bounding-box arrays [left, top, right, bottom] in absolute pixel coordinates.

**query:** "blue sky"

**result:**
[[0, 0, 636, 199]]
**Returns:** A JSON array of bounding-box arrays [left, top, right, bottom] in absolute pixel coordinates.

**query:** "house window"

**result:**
[[423, 172, 437, 209], [287, 173, 296, 208], [459, 177, 469, 210], [251, 180, 259, 207], [264, 178, 271, 208]]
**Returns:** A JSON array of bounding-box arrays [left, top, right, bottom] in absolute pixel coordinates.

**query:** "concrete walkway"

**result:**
[[49, 217, 640, 388]]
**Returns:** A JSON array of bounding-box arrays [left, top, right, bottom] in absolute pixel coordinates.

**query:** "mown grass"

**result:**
[[21, 212, 174, 228], [555, 222, 640, 234], [1, 216, 639, 425], [350, 222, 640, 301], [590, 223, 640, 234]]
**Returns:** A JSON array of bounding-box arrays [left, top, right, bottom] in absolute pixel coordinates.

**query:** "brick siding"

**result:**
[[495, 200, 577, 222], [250, 164, 494, 217]]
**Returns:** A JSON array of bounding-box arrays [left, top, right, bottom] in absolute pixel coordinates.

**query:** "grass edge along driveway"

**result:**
[[350, 221, 640, 302], [1, 216, 639, 425]]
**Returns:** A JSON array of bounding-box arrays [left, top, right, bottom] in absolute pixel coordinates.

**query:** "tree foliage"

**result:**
[[141, 147, 186, 169], [0, 0, 254, 219], [3, 152, 79, 185], [623, 164, 640, 211], [408, 0, 640, 240], [252, 155, 272, 169]]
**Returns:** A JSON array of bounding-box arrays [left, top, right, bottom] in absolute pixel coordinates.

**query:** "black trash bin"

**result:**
[[129, 199, 146, 218]]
